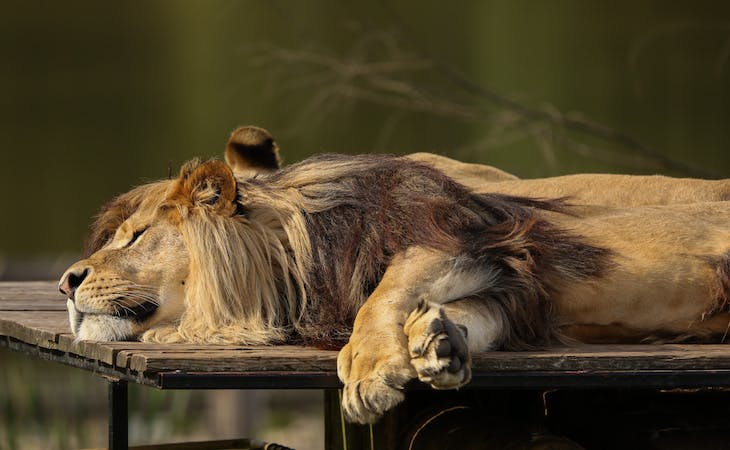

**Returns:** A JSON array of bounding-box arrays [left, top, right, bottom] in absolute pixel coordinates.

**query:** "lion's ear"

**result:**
[[224, 125, 281, 178], [172, 160, 238, 215]]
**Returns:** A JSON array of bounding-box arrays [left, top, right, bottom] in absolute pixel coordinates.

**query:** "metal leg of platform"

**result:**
[[108, 379, 129, 450]]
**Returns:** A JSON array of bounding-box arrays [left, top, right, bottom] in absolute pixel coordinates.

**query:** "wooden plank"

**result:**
[[1, 338, 161, 388], [0, 281, 66, 310], [0, 311, 68, 346], [0, 299, 67, 311], [128, 347, 339, 373], [0, 281, 63, 299], [112, 343, 305, 368], [0, 316, 139, 366], [65, 339, 119, 366], [126, 344, 730, 374], [471, 345, 730, 371], [0, 311, 69, 333], [0, 311, 118, 365]]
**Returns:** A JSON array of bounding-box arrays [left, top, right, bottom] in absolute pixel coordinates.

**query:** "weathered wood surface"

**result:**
[[5, 281, 730, 389], [0, 281, 341, 386], [0, 281, 67, 309]]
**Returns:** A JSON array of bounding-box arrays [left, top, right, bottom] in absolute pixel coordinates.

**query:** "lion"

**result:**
[[82, 126, 730, 257], [60, 126, 730, 425]]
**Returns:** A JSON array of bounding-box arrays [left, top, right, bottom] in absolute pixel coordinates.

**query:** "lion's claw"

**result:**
[[337, 340, 415, 424], [341, 377, 406, 424]]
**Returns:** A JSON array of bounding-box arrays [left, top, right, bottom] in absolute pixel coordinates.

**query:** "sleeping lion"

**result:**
[[60, 126, 730, 424]]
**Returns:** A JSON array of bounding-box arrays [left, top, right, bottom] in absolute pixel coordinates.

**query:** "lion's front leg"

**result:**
[[337, 247, 494, 424], [337, 309, 415, 424]]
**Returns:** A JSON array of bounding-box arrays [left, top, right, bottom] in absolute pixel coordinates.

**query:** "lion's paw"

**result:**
[[337, 341, 415, 424], [404, 301, 471, 389], [140, 325, 185, 343]]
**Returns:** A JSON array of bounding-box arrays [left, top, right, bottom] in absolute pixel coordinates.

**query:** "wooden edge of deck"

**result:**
[[5, 281, 730, 390]]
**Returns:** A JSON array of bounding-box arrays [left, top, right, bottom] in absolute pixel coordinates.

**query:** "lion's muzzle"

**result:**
[[59, 266, 90, 301]]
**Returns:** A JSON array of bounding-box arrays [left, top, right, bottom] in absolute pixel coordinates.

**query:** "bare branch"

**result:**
[[246, 27, 720, 177]]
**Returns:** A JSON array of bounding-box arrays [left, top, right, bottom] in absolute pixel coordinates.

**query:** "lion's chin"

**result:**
[[67, 300, 141, 342]]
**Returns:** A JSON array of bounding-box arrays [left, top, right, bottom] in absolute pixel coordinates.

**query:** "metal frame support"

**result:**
[[108, 379, 129, 450]]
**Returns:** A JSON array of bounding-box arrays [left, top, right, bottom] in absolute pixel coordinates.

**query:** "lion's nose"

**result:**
[[59, 267, 90, 301]]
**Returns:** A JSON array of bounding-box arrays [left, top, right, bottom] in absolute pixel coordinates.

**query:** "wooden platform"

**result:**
[[4, 281, 730, 391]]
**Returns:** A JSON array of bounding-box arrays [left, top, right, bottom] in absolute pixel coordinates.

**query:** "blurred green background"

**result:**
[[2, 0, 730, 262], [1, 0, 730, 448]]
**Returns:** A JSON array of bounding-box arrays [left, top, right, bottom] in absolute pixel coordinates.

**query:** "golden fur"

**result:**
[[60, 126, 730, 425], [409, 152, 730, 207], [475, 173, 730, 207], [407, 152, 518, 183]]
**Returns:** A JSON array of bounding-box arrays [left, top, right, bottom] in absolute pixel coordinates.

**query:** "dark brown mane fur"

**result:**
[[84, 182, 169, 257], [249, 154, 612, 349], [84, 188, 145, 257]]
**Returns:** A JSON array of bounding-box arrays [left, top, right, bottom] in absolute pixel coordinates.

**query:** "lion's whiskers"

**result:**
[[95, 283, 162, 316]]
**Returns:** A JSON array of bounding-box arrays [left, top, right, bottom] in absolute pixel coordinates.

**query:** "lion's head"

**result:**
[[60, 126, 282, 342], [84, 125, 282, 256], [61, 187, 189, 340]]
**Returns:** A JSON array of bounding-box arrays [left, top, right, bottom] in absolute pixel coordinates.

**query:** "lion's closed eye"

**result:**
[[127, 227, 149, 247]]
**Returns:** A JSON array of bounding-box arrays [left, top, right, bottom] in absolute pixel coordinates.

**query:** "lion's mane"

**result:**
[[159, 154, 610, 349]]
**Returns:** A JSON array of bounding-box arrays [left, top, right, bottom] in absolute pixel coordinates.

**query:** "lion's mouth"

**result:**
[[73, 299, 159, 322], [111, 299, 159, 321]]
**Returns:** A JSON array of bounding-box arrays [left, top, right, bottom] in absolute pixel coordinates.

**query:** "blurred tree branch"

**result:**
[[247, 26, 718, 177]]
